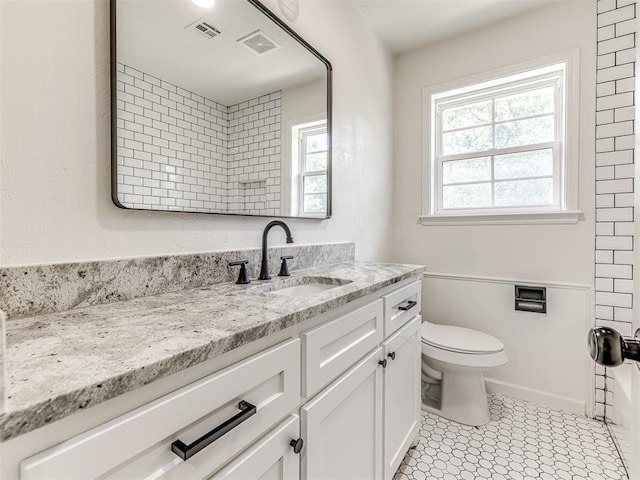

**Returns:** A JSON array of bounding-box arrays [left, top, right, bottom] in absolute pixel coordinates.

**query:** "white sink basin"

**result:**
[[249, 276, 352, 297], [272, 283, 337, 297]]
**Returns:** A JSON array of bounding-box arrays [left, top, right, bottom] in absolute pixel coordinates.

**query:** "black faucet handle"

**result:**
[[229, 260, 251, 284], [229, 260, 248, 266], [278, 256, 294, 277]]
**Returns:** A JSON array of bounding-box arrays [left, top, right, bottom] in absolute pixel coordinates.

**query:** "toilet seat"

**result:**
[[421, 321, 504, 354], [422, 342, 508, 369]]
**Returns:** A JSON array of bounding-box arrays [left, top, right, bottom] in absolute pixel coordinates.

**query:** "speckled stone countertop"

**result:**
[[1, 261, 424, 441]]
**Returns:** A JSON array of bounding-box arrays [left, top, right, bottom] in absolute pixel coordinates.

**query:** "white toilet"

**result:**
[[421, 321, 508, 426]]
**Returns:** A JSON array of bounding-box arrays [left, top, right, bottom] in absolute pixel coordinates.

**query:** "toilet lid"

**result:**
[[421, 322, 504, 354]]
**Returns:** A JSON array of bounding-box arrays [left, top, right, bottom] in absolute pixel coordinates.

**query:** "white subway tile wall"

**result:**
[[115, 63, 281, 215], [595, 0, 636, 422], [227, 92, 282, 215]]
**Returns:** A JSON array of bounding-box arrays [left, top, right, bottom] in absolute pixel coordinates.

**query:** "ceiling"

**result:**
[[116, 0, 581, 103], [353, 0, 563, 54], [116, 0, 326, 105]]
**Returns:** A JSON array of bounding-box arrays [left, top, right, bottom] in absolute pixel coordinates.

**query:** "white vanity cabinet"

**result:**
[[382, 315, 421, 480], [301, 348, 385, 480], [15, 277, 422, 480], [300, 280, 422, 480]]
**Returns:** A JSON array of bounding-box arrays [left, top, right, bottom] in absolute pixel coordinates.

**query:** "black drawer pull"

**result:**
[[171, 400, 257, 461], [398, 300, 417, 311]]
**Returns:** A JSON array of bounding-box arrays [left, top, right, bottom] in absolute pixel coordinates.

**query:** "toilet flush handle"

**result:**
[[588, 326, 640, 367]]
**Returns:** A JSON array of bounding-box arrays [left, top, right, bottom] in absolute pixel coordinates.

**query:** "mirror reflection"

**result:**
[[112, 0, 331, 218]]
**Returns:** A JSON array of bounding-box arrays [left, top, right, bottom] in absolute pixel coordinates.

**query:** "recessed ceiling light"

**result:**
[[192, 0, 215, 8]]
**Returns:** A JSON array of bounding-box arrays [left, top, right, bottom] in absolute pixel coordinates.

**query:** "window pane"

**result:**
[[442, 183, 492, 209], [304, 175, 327, 194], [494, 149, 553, 180], [495, 86, 554, 122], [305, 152, 327, 172], [442, 157, 491, 184], [442, 101, 492, 131], [442, 126, 492, 156], [495, 115, 554, 148], [305, 133, 327, 153], [494, 178, 553, 206], [304, 194, 327, 213]]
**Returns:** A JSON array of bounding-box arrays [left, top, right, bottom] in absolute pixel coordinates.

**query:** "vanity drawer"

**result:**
[[383, 281, 421, 337], [211, 414, 300, 480], [301, 299, 383, 398], [20, 339, 301, 480]]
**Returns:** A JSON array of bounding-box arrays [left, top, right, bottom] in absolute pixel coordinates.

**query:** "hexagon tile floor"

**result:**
[[394, 393, 628, 480]]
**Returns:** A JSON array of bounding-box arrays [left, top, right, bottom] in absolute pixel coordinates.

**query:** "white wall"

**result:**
[[0, 0, 394, 267], [424, 275, 592, 414], [282, 79, 326, 128], [392, 1, 595, 284], [392, 1, 596, 410]]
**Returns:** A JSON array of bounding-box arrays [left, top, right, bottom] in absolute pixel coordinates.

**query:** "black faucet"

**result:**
[[259, 220, 294, 280]]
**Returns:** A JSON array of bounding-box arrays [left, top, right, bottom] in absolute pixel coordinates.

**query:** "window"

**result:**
[[422, 52, 580, 225], [291, 121, 328, 216]]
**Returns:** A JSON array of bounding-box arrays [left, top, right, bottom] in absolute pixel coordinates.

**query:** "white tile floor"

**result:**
[[394, 394, 628, 480]]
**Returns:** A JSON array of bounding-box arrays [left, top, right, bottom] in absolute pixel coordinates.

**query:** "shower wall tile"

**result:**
[[116, 64, 229, 212], [115, 63, 283, 215], [227, 92, 282, 216], [594, 0, 636, 427]]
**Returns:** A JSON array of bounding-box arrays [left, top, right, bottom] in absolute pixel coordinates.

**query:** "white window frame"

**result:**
[[286, 118, 327, 217], [299, 123, 328, 216], [420, 50, 582, 226]]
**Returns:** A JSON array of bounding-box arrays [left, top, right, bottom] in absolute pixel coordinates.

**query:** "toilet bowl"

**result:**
[[421, 321, 507, 426]]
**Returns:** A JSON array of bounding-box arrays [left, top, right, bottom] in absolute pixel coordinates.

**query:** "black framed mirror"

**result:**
[[110, 0, 332, 219]]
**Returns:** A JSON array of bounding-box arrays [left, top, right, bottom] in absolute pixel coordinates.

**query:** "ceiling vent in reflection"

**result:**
[[190, 20, 221, 39], [238, 30, 279, 55]]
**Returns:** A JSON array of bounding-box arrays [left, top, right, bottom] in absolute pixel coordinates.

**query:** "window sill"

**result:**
[[418, 210, 583, 226]]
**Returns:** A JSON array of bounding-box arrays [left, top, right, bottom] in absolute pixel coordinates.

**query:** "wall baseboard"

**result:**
[[485, 378, 586, 416]]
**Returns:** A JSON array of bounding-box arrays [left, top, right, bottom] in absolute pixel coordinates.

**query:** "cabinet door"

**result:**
[[211, 415, 301, 480], [382, 316, 421, 480], [301, 348, 384, 480]]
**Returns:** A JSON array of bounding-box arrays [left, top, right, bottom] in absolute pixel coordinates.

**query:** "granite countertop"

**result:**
[[1, 261, 424, 441]]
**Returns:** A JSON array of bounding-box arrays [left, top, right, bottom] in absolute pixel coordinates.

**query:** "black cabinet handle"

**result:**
[[388, 352, 396, 360], [398, 300, 417, 311], [290, 438, 304, 454], [171, 400, 256, 461], [378, 359, 387, 368]]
